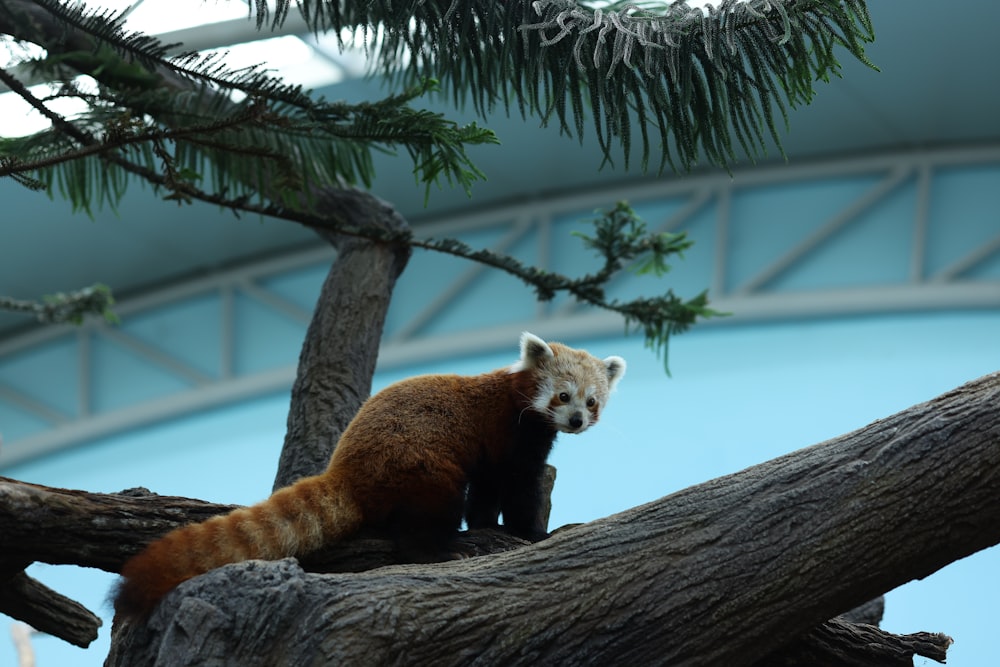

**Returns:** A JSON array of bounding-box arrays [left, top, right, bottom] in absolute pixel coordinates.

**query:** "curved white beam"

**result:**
[[2, 144, 999, 469]]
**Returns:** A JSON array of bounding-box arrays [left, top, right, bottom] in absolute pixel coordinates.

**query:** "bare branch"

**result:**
[[756, 617, 951, 666], [0, 284, 116, 325], [0, 568, 100, 649]]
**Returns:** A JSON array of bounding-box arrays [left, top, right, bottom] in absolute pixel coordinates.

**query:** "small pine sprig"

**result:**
[[415, 201, 726, 371], [0, 284, 118, 325], [573, 201, 694, 284], [574, 201, 727, 371]]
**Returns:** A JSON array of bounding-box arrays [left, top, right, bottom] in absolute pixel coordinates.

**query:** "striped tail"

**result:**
[[114, 473, 362, 619]]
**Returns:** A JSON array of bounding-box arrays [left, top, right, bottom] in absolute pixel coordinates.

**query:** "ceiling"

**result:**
[[2, 0, 999, 340]]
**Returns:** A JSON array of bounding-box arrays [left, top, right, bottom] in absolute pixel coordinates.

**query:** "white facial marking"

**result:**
[[515, 334, 623, 435], [540, 379, 601, 434], [532, 377, 555, 413]]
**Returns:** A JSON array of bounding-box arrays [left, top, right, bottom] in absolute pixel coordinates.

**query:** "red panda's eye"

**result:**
[[586, 397, 596, 408], [558, 392, 570, 403]]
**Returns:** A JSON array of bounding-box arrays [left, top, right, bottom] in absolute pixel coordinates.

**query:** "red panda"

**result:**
[[114, 332, 625, 619]]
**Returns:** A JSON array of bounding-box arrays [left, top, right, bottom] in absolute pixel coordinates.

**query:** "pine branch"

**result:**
[[0, 1, 496, 200], [0, 284, 117, 325], [0, 183, 716, 361], [289, 0, 876, 171], [412, 202, 724, 369], [1, 0, 732, 353], [0, 75, 497, 208]]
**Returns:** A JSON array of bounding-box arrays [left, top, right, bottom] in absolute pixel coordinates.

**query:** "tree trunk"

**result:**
[[99, 370, 999, 666], [273, 187, 411, 490]]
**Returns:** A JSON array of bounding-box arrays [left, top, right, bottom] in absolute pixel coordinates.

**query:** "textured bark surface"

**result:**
[[105, 561, 952, 667], [0, 567, 100, 648], [0, 476, 529, 647], [104, 371, 1000, 667], [273, 187, 411, 490], [0, 481, 240, 571], [756, 617, 951, 667]]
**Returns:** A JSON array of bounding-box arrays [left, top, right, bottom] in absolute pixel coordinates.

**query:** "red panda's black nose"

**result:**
[[569, 412, 584, 430]]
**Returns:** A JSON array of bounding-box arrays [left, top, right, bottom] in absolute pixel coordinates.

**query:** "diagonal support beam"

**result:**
[[388, 219, 534, 343], [930, 231, 1000, 283], [0, 382, 69, 425], [735, 167, 911, 295]]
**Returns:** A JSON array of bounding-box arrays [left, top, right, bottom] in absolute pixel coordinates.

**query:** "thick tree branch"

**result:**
[[0, 480, 240, 570], [273, 188, 411, 489], [7, 369, 996, 659], [0, 481, 237, 647], [102, 370, 1000, 665], [0, 566, 101, 648], [0, 476, 529, 647]]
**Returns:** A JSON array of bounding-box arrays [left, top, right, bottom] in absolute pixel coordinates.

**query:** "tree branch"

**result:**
[[0, 283, 117, 325], [0, 481, 239, 647], [101, 370, 999, 665], [272, 187, 412, 489], [8, 370, 997, 660], [755, 617, 951, 666], [0, 566, 101, 649], [0, 480, 240, 571]]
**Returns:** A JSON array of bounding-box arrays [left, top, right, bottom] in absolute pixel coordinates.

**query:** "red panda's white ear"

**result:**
[[517, 332, 554, 370], [604, 356, 626, 390]]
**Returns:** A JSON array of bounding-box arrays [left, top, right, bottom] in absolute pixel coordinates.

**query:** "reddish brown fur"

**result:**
[[114, 335, 623, 620], [331, 369, 536, 521], [114, 474, 359, 618], [114, 369, 539, 619]]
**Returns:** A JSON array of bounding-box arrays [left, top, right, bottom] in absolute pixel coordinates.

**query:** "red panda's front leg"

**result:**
[[465, 472, 501, 530], [497, 431, 556, 542], [386, 495, 466, 562], [465, 448, 551, 540], [498, 464, 550, 541]]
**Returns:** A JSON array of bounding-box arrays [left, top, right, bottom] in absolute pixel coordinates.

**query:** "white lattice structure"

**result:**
[[1, 144, 998, 469]]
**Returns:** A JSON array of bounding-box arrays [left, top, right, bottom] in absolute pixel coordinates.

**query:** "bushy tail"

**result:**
[[114, 473, 362, 620]]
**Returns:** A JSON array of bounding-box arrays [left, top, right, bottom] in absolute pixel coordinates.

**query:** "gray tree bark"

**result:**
[[100, 370, 998, 666], [0, 474, 533, 646], [272, 188, 411, 490]]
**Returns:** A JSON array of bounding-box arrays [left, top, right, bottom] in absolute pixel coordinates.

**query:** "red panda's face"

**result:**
[[529, 352, 613, 434], [541, 378, 604, 434], [513, 333, 626, 434]]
